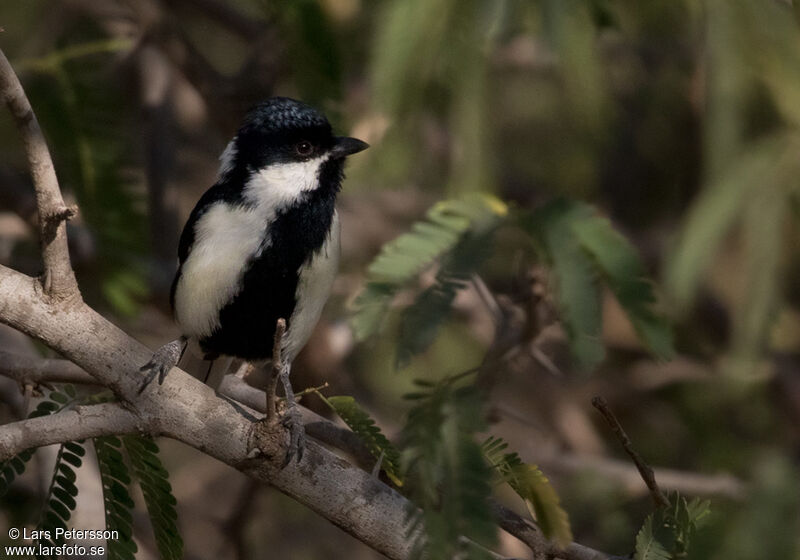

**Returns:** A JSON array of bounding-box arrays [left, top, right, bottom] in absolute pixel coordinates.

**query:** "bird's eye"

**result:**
[[295, 141, 314, 157]]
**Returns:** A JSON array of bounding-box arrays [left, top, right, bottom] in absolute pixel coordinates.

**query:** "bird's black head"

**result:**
[[225, 97, 368, 173]]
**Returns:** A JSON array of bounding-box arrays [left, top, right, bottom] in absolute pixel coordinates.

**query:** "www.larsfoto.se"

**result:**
[[5, 544, 106, 557]]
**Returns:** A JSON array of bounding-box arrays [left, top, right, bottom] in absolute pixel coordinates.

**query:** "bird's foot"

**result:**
[[138, 337, 187, 394], [280, 403, 306, 467]]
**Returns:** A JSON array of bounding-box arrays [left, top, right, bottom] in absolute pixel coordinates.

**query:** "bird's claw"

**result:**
[[137, 362, 160, 395], [280, 405, 305, 467], [138, 338, 185, 394]]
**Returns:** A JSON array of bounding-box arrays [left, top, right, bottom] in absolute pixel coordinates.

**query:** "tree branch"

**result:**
[[0, 402, 143, 460], [0, 263, 416, 558], [0, 349, 96, 385], [0, 49, 79, 300]]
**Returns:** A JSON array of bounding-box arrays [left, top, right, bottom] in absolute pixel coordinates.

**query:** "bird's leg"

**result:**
[[203, 359, 215, 384], [265, 319, 286, 423], [279, 360, 305, 466], [138, 336, 187, 393], [253, 318, 304, 465]]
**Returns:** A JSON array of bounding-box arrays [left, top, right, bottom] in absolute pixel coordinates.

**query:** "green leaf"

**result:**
[[36, 441, 87, 555], [402, 382, 497, 559], [635, 515, 672, 560], [635, 492, 712, 559], [571, 212, 674, 359], [49, 391, 69, 404], [482, 436, 572, 547], [525, 199, 604, 369], [321, 395, 403, 486], [396, 221, 495, 367], [352, 193, 507, 357], [512, 464, 572, 547], [525, 198, 674, 368], [95, 436, 137, 560], [122, 436, 182, 560]]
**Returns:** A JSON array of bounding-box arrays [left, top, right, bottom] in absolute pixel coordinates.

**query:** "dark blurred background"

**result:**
[[1, 0, 799, 558]]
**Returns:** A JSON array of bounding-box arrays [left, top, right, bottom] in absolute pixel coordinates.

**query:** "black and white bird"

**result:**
[[140, 97, 368, 461]]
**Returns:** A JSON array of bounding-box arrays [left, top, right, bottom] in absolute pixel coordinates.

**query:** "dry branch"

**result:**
[[0, 262, 415, 559], [0, 350, 96, 385], [0, 402, 142, 459], [0, 49, 78, 300]]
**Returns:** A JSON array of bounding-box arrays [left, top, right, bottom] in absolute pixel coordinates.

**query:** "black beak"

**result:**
[[330, 136, 369, 159]]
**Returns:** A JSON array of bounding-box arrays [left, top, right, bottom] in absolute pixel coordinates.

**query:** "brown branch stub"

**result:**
[[42, 204, 78, 238], [0, 47, 79, 300], [592, 396, 669, 508]]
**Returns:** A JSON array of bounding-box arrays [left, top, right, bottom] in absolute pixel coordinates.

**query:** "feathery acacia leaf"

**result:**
[[395, 221, 495, 367], [95, 436, 137, 560], [403, 382, 496, 559], [36, 441, 86, 554], [352, 193, 507, 360], [525, 199, 604, 368], [634, 492, 711, 560], [524, 198, 673, 369], [482, 436, 572, 547], [321, 395, 403, 486], [123, 436, 182, 560], [571, 211, 674, 360]]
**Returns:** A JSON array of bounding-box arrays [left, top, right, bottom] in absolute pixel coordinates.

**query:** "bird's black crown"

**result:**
[[233, 97, 335, 169], [241, 97, 331, 135]]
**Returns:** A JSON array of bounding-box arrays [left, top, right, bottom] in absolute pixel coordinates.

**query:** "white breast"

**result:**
[[173, 203, 265, 338], [283, 211, 341, 361], [173, 155, 333, 348]]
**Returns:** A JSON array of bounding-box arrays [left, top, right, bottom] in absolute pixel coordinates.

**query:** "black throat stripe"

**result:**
[[196, 158, 344, 360]]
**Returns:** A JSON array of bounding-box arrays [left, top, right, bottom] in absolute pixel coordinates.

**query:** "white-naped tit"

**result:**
[[140, 96, 368, 462]]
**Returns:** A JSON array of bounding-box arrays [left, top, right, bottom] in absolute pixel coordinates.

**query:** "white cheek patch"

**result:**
[[283, 212, 341, 361], [244, 156, 326, 209], [173, 203, 264, 338]]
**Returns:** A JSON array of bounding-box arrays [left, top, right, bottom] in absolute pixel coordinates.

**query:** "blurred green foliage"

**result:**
[[2, 0, 800, 558], [16, 33, 147, 316]]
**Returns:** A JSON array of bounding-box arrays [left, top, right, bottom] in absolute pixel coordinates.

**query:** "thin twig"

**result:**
[[472, 274, 503, 324], [266, 318, 286, 423], [294, 381, 329, 401], [0, 48, 79, 299], [492, 502, 627, 560], [591, 396, 669, 508]]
